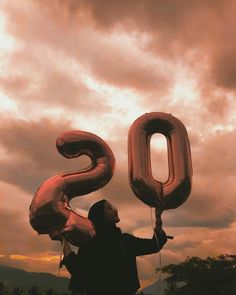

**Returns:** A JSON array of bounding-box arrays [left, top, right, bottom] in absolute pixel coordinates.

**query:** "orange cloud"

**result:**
[[10, 254, 59, 263]]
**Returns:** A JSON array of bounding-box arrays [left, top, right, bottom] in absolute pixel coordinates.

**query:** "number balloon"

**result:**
[[128, 112, 192, 209], [29, 131, 115, 246]]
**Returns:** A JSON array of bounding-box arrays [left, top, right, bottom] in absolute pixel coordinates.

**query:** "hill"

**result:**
[[0, 264, 69, 294], [138, 279, 167, 295], [0, 264, 166, 295]]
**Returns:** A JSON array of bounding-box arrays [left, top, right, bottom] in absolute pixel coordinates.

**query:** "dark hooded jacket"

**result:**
[[62, 225, 167, 295]]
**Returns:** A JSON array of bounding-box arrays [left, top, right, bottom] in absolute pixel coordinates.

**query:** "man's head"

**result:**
[[88, 199, 120, 228]]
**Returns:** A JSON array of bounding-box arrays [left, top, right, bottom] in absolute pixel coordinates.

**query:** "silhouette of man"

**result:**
[[59, 199, 167, 295]]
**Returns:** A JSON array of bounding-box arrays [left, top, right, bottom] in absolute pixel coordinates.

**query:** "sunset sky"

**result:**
[[0, 0, 236, 288]]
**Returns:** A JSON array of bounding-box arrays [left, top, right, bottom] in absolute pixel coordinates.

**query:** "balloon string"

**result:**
[[65, 204, 81, 216], [58, 238, 65, 277], [150, 207, 162, 295]]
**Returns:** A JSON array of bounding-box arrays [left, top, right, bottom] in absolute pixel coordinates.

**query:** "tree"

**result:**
[[160, 254, 236, 295], [0, 282, 8, 295], [27, 286, 40, 295], [12, 287, 23, 295], [44, 289, 57, 295]]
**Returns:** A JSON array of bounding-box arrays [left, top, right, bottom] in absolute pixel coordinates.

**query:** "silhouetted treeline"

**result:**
[[0, 282, 70, 295], [1, 255, 235, 295], [160, 254, 236, 295], [0, 283, 152, 295]]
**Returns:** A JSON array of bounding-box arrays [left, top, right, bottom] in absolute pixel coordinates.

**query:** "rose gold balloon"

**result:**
[[128, 112, 192, 209], [29, 131, 115, 246]]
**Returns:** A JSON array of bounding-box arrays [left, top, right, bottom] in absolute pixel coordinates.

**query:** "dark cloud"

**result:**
[[38, 0, 236, 94], [212, 48, 236, 90], [0, 118, 92, 193], [168, 239, 202, 250], [162, 129, 236, 229], [194, 130, 236, 175], [53, 0, 204, 33], [87, 47, 170, 93], [165, 200, 235, 229]]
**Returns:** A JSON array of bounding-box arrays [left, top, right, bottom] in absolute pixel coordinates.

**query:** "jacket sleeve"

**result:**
[[61, 251, 80, 275], [123, 229, 167, 256], [61, 250, 87, 293]]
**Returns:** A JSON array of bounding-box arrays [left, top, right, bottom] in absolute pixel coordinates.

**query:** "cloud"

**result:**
[[162, 129, 236, 229], [3, 0, 236, 121], [0, 67, 94, 111], [78, 0, 236, 91], [195, 130, 236, 175], [211, 47, 236, 90], [134, 223, 236, 283], [0, 46, 111, 115], [0, 118, 93, 193], [32, 0, 236, 101], [0, 181, 68, 275], [1, 0, 236, 285], [0, 205, 53, 256], [1, 116, 235, 232], [1, 0, 171, 97]]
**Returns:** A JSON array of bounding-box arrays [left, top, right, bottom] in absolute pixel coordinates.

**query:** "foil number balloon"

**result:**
[[29, 131, 115, 246], [128, 112, 192, 209], [29, 112, 192, 245]]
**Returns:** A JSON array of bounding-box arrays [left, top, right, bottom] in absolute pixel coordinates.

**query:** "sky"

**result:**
[[0, 0, 236, 288]]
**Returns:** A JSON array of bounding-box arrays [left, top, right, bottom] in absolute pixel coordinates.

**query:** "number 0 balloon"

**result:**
[[128, 112, 192, 209], [29, 131, 115, 246]]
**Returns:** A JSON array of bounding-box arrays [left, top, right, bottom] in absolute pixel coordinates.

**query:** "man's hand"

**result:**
[[155, 206, 163, 232], [155, 206, 163, 219], [49, 229, 63, 242]]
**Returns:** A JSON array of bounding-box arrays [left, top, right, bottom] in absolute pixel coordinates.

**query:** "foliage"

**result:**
[[0, 282, 5, 295], [12, 288, 23, 295], [0, 282, 71, 295], [160, 254, 236, 295], [2, 255, 235, 294]]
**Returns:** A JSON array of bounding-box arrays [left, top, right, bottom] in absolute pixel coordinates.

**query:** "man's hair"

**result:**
[[88, 199, 108, 227]]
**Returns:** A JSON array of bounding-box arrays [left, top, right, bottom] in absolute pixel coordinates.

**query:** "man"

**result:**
[[59, 199, 167, 295]]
